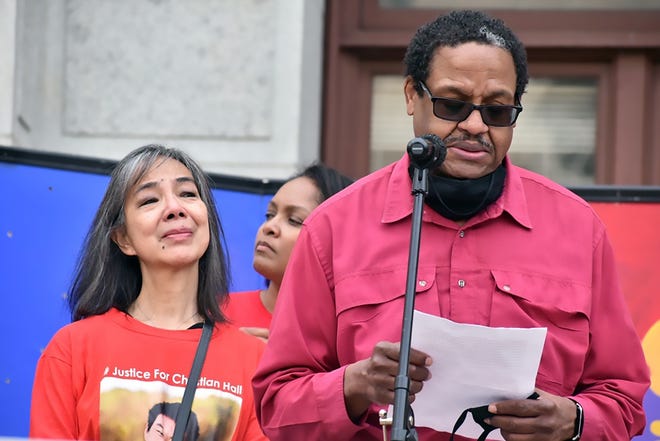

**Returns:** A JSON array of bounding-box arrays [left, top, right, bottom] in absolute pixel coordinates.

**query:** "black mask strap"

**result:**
[[449, 404, 496, 441], [449, 392, 539, 441]]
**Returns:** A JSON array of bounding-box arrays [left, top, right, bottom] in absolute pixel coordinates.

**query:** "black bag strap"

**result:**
[[173, 320, 213, 441]]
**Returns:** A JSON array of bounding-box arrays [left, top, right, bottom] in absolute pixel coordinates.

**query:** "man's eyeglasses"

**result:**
[[418, 81, 522, 127]]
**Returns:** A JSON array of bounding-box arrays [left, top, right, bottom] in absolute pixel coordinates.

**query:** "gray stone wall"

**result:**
[[0, 0, 16, 146], [9, 0, 324, 179]]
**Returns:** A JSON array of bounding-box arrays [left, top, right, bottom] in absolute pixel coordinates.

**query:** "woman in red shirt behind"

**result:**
[[224, 163, 353, 341]]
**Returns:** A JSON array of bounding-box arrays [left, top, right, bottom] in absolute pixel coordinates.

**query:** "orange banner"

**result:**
[[591, 202, 660, 440]]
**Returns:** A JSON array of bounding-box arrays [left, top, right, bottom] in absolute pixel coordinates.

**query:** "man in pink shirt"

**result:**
[[252, 10, 649, 441]]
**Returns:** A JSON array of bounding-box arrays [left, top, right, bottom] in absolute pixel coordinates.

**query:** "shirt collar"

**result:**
[[381, 154, 532, 229], [496, 156, 532, 229], [381, 154, 415, 224]]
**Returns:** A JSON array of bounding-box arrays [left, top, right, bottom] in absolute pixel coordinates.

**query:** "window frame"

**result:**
[[322, 0, 660, 183]]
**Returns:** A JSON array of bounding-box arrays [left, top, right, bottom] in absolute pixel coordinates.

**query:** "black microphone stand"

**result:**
[[390, 136, 445, 441]]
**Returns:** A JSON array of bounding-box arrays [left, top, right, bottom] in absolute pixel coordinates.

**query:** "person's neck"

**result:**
[[260, 282, 280, 313], [128, 267, 202, 330], [423, 162, 506, 222]]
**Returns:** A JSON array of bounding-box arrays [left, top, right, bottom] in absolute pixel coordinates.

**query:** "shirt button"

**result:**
[[502, 285, 511, 291], [418, 280, 427, 287], [458, 279, 466, 288], [459, 230, 465, 238]]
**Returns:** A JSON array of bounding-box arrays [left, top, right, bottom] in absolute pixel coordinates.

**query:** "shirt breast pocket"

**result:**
[[490, 269, 591, 395], [334, 265, 438, 355]]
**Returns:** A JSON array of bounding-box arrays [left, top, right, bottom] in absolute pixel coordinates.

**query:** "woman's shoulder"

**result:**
[[224, 290, 262, 311], [215, 322, 265, 345], [213, 323, 265, 356], [226, 290, 261, 303], [53, 309, 118, 335], [223, 290, 271, 328], [40, 309, 119, 357]]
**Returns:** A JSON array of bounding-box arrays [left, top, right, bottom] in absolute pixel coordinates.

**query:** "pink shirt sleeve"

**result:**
[[573, 228, 649, 440], [253, 226, 367, 440]]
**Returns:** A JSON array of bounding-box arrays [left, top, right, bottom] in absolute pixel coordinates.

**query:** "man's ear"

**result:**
[[111, 228, 137, 256], [404, 76, 418, 116]]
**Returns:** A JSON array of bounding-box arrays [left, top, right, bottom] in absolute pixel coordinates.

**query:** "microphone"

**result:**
[[407, 134, 446, 170]]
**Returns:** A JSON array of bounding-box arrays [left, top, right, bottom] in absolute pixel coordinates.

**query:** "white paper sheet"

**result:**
[[404, 310, 547, 440]]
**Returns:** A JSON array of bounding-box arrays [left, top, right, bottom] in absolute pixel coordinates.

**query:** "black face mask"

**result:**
[[415, 163, 506, 221], [450, 403, 497, 441], [449, 392, 539, 441]]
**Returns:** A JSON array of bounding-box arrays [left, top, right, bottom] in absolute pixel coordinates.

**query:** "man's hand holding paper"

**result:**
[[409, 310, 547, 440]]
